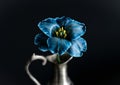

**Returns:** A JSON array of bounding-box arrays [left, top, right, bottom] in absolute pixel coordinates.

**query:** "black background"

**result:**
[[0, 0, 120, 85]]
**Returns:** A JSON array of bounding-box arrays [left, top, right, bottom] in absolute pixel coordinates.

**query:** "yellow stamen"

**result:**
[[60, 32, 62, 36], [59, 28, 62, 32], [63, 30, 66, 34], [55, 27, 67, 38], [61, 27, 64, 30], [64, 34, 67, 38], [56, 32, 58, 36]]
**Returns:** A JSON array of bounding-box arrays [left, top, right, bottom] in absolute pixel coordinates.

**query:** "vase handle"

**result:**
[[25, 53, 47, 85]]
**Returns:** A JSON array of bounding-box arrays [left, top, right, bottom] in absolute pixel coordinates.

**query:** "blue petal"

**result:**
[[55, 16, 72, 27], [47, 37, 71, 55], [34, 33, 48, 52], [65, 19, 86, 40], [67, 37, 87, 57], [38, 18, 60, 37]]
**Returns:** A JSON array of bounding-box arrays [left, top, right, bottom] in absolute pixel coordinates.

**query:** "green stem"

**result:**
[[57, 54, 61, 63]]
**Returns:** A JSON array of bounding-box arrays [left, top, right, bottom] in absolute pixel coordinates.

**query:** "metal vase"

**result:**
[[48, 63, 73, 85], [25, 53, 73, 85]]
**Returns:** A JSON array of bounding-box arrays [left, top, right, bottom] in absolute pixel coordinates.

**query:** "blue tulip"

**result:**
[[34, 16, 87, 57]]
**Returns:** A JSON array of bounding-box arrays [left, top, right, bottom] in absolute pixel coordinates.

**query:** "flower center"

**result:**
[[55, 27, 67, 38]]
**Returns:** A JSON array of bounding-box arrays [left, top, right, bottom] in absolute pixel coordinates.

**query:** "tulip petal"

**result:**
[[65, 20, 86, 40], [38, 18, 60, 37], [34, 33, 48, 52], [47, 37, 71, 55], [67, 37, 87, 57], [55, 16, 72, 27]]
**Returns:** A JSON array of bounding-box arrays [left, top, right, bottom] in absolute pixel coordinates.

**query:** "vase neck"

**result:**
[[55, 64, 67, 78], [51, 63, 71, 85]]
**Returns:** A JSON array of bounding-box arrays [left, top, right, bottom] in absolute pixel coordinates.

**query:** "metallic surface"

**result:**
[[25, 53, 73, 85]]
